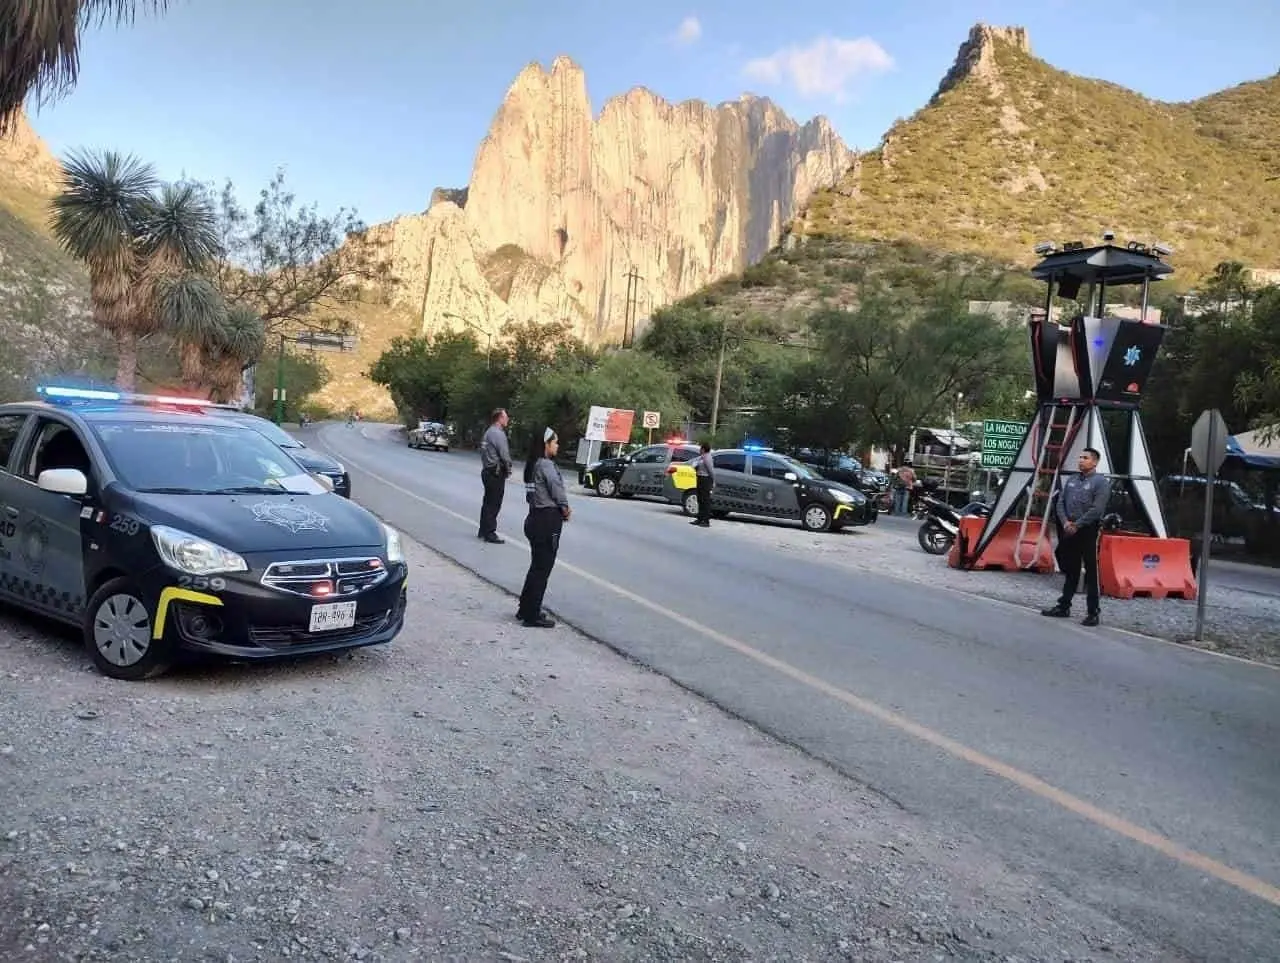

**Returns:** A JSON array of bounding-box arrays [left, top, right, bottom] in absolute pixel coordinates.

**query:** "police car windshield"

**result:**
[[91, 422, 327, 495]]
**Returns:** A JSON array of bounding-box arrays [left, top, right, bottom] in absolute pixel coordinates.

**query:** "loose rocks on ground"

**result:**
[[1, 538, 1177, 961]]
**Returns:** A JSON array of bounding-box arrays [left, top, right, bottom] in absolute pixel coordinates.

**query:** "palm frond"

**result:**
[[215, 303, 266, 363], [138, 181, 221, 272], [155, 272, 226, 343], [1, 1, 171, 132], [49, 147, 156, 270]]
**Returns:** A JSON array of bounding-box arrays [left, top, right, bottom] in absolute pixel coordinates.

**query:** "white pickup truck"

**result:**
[[407, 420, 451, 451]]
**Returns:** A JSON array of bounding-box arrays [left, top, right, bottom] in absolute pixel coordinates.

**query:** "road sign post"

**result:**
[[981, 419, 1029, 470], [642, 410, 660, 445], [1189, 408, 1229, 641]]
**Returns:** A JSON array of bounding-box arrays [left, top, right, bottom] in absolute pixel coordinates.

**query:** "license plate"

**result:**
[[309, 600, 357, 632]]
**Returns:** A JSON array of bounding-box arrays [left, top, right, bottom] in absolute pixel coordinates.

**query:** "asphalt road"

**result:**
[[315, 422, 1280, 962]]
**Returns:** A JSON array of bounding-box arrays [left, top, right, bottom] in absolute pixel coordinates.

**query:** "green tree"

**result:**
[[640, 304, 792, 421], [254, 348, 329, 416], [513, 350, 687, 448], [1, 1, 169, 132], [367, 331, 486, 426], [200, 170, 394, 337], [760, 291, 1019, 452]]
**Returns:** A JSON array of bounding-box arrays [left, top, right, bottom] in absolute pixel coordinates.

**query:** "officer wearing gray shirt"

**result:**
[[477, 408, 512, 543], [692, 443, 715, 527], [527, 457, 569, 510], [517, 428, 571, 627], [1043, 446, 1112, 626]]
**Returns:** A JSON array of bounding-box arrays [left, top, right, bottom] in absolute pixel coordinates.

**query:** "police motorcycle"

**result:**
[[917, 491, 993, 555]]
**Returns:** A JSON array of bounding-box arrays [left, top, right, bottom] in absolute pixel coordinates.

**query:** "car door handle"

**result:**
[[3, 506, 16, 517]]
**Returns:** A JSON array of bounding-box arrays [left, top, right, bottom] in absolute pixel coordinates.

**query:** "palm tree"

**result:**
[[204, 304, 265, 402], [1, 1, 171, 133], [51, 150, 223, 390], [154, 273, 226, 389], [50, 148, 156, 389]]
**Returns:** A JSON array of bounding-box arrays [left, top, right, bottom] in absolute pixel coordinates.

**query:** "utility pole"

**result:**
[[274, 334, 286, 424], [622, 267, 643, 347], [709, 318, 727, 436]]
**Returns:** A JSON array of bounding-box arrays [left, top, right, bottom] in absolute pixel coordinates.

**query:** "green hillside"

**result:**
[[796, 28, 1280, 282]]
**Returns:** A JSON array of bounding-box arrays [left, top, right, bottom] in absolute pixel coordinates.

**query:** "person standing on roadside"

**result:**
[[517, 427, 571, 627], [478, 408, 512, 544], [691, 442, 715, 527], [1042, 447, 1111, 626], [894, 461, 916, 516]]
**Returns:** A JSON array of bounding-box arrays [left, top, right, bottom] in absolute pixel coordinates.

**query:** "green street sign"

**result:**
[[981, 419, 1028, 469]]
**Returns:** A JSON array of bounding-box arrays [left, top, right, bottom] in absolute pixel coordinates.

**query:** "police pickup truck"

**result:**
[[0, 386, 408, 680]]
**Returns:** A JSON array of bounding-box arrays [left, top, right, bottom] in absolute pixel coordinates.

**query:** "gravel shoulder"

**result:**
[[676, 505, 1280, 668], [0, 537, 1182, 962]]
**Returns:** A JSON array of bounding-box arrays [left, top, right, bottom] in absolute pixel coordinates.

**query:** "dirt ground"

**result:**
[[0, 537, 1181, 962]]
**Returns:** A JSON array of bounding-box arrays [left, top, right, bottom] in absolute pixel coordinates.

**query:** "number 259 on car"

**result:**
[[309, 600, 357, 632]]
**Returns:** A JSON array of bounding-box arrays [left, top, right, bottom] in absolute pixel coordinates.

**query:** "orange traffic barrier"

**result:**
[[1098, 534, 1197, 600], [949, 516, 1056, 573]]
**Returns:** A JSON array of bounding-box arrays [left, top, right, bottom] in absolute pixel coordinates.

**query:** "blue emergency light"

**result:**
[[37, 385, 122, 402], [37, 384, 242, 411]]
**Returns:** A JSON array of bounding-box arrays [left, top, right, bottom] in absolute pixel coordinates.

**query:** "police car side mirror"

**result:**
[[38, 468, 87, 497], [783, 472, 798, 482], [311, 472, 335, 492]]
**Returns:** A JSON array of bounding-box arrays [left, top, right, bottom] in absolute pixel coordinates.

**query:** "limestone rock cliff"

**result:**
[[0, 109, 62, 200], [932, 24, 1031, 102], [371, 57, 851, 344]]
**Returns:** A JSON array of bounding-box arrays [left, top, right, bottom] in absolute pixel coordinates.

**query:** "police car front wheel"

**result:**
[[802, 504, 832, 532], [84, 578, 173, 681]]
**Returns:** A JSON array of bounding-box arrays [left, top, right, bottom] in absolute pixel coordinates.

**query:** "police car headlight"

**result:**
[[151, 525, 248, 575], [383, 524, 404, 563], [832, 489, 854, 503]]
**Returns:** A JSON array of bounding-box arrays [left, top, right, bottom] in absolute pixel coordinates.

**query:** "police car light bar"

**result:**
[[37, 385, 122, 401], [38, 384, 242, 410]]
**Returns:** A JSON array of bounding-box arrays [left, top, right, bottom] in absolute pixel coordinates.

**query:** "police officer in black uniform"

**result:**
[[1042, 447, 1112, 626]]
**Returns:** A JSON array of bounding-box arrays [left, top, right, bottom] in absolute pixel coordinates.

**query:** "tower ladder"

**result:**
[[1013, 403, 1081, 568]]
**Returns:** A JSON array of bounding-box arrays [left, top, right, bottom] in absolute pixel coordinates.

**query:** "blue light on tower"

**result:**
[[1123, 345, 1142, 366]]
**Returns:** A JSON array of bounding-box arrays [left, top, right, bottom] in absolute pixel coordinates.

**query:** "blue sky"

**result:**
[[26, 0, 1280, 228]]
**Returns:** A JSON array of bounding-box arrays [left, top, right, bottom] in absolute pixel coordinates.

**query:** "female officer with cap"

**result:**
[[516, 427, 571, 627]]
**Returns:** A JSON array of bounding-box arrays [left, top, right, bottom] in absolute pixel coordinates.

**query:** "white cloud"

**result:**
[[742, 35, 893, 101], [672, 15, 702, 46]]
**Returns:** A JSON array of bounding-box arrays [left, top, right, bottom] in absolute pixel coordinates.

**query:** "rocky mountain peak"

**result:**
[[933, 23, 1032, 102], [0, 108, 62, 202], [368, 56, 852, 349]]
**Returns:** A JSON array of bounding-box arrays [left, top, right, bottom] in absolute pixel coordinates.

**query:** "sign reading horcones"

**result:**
[[981, 419, 1029, 469], [585, 406, 635, 443], [642, 410, 660, 429]]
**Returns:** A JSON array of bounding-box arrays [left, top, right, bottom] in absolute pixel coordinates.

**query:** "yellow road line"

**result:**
[[319, 430, 1280, 909]]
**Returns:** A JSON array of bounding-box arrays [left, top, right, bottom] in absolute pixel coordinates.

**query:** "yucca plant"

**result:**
[[49, 148, 156, 389]]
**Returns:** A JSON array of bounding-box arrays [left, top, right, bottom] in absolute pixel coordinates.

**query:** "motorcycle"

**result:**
[[917, 492, 992, 555]]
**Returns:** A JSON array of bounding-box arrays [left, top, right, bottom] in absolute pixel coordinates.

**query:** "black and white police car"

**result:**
[[0, 386, 407, 680]]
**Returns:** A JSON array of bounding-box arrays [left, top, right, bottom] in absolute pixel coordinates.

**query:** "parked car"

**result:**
[[408, 421, 452, 451], [0, 385, 407, 680], [215, 409, 351, 498], [664, 447, 877, 532], [582, 442, 700, 499]]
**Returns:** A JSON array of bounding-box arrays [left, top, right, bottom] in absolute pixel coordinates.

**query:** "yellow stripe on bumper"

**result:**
[[153, 587, 223, 640]]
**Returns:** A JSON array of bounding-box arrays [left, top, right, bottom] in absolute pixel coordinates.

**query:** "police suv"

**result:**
[[0, 386, 408, 680]]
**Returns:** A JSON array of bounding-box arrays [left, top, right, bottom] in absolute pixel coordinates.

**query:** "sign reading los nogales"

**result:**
[[981, 419, 1028, 468]]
